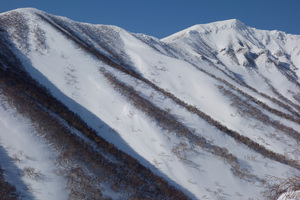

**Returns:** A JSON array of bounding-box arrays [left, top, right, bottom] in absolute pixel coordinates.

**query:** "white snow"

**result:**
[[0, 99, 68, 200], [0, 8, 299, 199]]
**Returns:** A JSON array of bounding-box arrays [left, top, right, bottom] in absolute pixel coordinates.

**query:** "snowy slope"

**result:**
[[0, 97, 69, 200], [0, 8, 299, 200], [162, 19, 300, 106]]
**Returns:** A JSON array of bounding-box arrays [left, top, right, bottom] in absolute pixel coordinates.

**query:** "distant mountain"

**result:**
[[0, 8, 299, 200]]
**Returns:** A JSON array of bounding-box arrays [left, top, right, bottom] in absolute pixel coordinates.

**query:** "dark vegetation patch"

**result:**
[[190, 62, 300, 122], [0, 166, 19, 200], [218, 85, 300, 142]]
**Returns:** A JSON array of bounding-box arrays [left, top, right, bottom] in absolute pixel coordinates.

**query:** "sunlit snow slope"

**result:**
[[0, 8, 299, 200]]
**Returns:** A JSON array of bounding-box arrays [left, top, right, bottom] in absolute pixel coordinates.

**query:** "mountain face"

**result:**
[[0, 8, 299, 200]]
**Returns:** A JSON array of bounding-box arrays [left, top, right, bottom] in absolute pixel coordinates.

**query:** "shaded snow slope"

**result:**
[[0, 98, 69, 200], [0, 8, 299, 200]]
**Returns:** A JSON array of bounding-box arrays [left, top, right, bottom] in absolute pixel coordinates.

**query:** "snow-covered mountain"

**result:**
[[0, 8, 299, 200]]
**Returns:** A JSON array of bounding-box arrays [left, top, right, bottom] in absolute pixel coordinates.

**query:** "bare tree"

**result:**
[[265, 175, 300, 200]]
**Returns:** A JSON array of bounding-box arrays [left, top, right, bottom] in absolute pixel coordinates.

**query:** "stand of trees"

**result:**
[[0, 166, 19, 200]]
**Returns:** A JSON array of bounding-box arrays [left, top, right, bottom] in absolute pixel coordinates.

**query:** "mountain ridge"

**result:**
[[0, 8, 299, 200]]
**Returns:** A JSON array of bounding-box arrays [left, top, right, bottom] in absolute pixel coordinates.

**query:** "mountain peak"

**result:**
[[221, 18, 244, 26], [1, 7, 43, 15], [191, 19, 247, 33], [162, 19, 247, 42]]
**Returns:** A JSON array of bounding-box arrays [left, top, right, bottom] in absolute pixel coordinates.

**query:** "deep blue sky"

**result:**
[[1, 0, 299, 39]]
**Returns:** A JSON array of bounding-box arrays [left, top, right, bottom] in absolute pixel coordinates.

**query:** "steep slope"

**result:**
[[0, 98, 69, 200], [0, 8, 189, 200], [0, 8, 299, 200], [162, 19, 300, 109]]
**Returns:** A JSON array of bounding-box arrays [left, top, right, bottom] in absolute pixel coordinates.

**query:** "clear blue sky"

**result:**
[[1, 0, 299, 39]]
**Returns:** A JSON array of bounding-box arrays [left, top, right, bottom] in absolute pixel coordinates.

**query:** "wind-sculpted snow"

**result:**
[[0, 8, 299, 200]]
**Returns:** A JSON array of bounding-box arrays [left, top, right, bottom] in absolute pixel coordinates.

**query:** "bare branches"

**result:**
[[0, 166, 19, 200], [265, 175, 300, 200]]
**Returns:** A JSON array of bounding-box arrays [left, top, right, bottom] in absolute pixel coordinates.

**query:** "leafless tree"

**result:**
[[265, 175, 300, 200]]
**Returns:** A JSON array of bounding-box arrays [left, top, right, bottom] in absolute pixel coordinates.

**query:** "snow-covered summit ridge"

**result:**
[[0, 7, 43, 15], [161, 18, 299, 44], [0, 8, 300, 200], [161, 19, 247, 42], [161, 17, 300, 74], [0, 7, 126, 35], [189, 18, 247, 33], [0, 7, 48, 21]]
